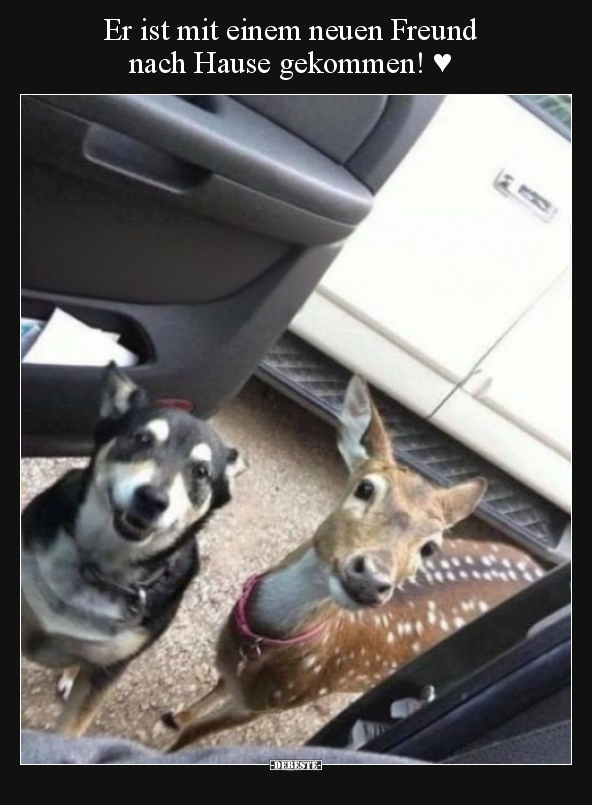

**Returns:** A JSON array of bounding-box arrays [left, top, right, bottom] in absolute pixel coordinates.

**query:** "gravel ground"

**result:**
[[21, 378, 358, 749]]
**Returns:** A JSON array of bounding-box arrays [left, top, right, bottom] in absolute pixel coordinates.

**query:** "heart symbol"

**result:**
[[434, 54, 451, 71]]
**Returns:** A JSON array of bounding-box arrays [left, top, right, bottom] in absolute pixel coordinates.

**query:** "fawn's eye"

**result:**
[[191, 463, 210, 482], [354, 480, 375, 501], [132, 431, 154, 450], [420, 540, 440, 559]]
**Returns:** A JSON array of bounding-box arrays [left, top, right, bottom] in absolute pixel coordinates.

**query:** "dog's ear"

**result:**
[[100, 363, 148, 420], [224, 447, 247, 480], [210, 448, 246, 511]]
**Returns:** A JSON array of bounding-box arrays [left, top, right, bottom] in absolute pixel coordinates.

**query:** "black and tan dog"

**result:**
[[22, 365, 242, 736]]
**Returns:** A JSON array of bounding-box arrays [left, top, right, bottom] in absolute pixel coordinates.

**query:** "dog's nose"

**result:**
[[133, 485, 169, 519], [342, 554, 394, 606]]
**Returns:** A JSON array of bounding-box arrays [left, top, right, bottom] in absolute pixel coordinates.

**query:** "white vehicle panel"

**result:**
[[298, 94, 570, 385], [461, 271, 571, 458]]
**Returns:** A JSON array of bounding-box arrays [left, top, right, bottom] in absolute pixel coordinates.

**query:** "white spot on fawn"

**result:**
[[453, 616, 465, 629], [303, 655, 317, 669]]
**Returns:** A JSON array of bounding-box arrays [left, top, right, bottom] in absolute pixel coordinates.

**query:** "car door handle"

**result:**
[[81, 121, 359, 246], [84, 123, 209, 191], [36, 94, 372, 227]]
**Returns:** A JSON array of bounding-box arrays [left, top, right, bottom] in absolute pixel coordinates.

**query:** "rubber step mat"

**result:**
[[258, 333, 568, 562]]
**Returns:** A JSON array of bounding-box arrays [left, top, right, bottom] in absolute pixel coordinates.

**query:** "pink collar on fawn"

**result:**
[[233, 574, 326, 665]]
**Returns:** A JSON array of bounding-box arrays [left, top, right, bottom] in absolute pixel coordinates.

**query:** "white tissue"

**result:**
[[23, 308, 138, 367]]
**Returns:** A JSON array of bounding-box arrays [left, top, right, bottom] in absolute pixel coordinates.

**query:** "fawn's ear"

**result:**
[[338, 375, 394, 473], [439, 478, 487, 528], [100, 363, 148, 420]]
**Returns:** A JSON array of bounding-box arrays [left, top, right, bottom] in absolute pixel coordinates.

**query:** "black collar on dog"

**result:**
[[80, 562, 169, 622]]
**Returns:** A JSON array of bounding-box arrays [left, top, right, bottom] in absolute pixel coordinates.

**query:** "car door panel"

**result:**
[[35, 95, 372, 225], [22, 242, 339, 455], [23, 160, 289, 303], [234, 95, 388, 162], [21, 94, 444, 456]]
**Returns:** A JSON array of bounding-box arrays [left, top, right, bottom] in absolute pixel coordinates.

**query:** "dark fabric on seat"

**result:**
[[20, 730, 429, 765], [22, 720, 571, 764]]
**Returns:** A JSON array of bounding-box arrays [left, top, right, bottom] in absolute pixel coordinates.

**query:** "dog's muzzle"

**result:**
[[114, 484, 169, 541]]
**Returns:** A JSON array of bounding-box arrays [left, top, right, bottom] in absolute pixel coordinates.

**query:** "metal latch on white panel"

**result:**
[[494, 170, 558, 222]]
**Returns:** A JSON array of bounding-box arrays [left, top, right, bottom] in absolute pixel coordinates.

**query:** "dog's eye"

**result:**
[[191, 463, 210, 482], [420, 541, 440, 559], [354, 480, 374, 501], [132, 431, 154, 450]]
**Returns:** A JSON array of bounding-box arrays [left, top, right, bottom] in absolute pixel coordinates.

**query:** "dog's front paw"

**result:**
[[57, 667, 79, 700]]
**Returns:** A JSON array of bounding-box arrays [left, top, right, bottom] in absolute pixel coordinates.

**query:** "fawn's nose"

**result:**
[[342, 554, 394, 606], [133, 484, 169, 521]]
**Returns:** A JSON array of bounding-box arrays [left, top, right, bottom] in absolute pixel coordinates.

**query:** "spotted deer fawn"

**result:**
[[163, 376, 543, 750]]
